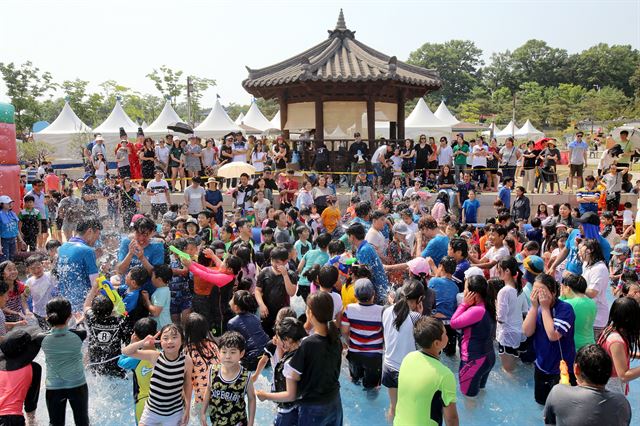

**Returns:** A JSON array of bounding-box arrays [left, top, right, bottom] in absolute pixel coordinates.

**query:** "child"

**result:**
[[184, 312, 220, 412], [394, 316, 458, 426], [428, 256, 459, 357], [168, 238, 193, 326], [461, 189, 480, 224], [197, 210, 214, 246], [253, 190, 271, 225], [41, 297, 89, 425], [526, 218, 543, 246], [122, 324, 193, 425], [24, 255, 57, 329], [118, 266, 150, 339], [0, 261, 30, 323], [82, 287, 125, 377], [390, 146, 403, 176], [495, 257, 528, 373], [320, 196, 341, 236], [597, 297, 640, 395], [142, 264, 173, 329], [450, 274, 497, 397], [341, 279, 384, 389], [117, 317, 158, 424], [474, 225, 510, 278], [297, 233, 332, 301], [559, 274, 596, 351], [201, 331, 256, 426], [228, 290, 269, 371], [0, 195, 21, 262], [293, 226, 312, 261], [497, 177, 513, 212], [163, 203, 180, 222], [260, 228, 276, 262], [18, 195, 41, 252], [523, 273, 576, 405], [622, 243, 640, 276], [0, 281, 27, 338], [621, 201, 634, 235], [255, 317, 306, 425]]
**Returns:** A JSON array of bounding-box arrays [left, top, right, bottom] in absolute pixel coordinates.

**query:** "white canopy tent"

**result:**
[[405, 98, 452, 139], [514, 119, 544, 140], [325, 125, 348, 139], [194, 100, 242, 138], [242, 102, 272, 133], [144, 101, 184, 137], [234, 112, 245, 125], [268, 110, 281, 131], [34, 101, 92, 163], [496, 121, 520, 139], [434, 101, 459, 126], [481, 122, 501, 137], [93, 99, 139, 143]]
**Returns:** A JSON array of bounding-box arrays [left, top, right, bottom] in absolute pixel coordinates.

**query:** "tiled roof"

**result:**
[[242, 10, 442, 91]]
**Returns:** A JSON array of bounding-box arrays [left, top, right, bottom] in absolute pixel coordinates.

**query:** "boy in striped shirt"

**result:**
[[341, 278, 384, 389]]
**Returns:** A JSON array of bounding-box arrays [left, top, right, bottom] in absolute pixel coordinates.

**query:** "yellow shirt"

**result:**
[[341, 283, 357, 309]]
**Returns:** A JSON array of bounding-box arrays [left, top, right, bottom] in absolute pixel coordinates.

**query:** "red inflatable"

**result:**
[[0, 103, 20, 214], [0, 122, 18, 165]]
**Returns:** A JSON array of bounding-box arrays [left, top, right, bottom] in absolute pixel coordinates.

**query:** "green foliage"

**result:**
[[146, 65, 184, 104], [511, 40, 570, 88], [17, 140, 55, 164], [578, 86, 630, 121], [187, 76, 216, 123], [256, 98, 279, 120], [225, 103, 249, 121], [568, 44, 640, 96]]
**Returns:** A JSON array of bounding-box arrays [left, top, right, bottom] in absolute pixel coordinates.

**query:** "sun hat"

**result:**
[[0, 195, 13, 204], [407, 257, 430, 276], [0, 327, 43, 371], [393, 222, 410, 235], [95, 135, 104, 142], [354, 278, 375, 302], [206, 177, 219, 186]]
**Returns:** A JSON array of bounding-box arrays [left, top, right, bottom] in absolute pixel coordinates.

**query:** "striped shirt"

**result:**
[[341, 303, 384, 356], [576, 186, 600, 214], [147, 352, 185, 416]]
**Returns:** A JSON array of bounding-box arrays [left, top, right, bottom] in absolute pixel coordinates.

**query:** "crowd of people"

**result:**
[[0, 127, 639, 426]]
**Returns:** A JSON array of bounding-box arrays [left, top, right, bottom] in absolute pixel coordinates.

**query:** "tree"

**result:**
[[456, 86, 494, 122], [545, 84, 587, 129], [628, 64, 640, 97], [482, 51, 518, 94], [569, 44, 640, 96], [578, 86, 631, 121], [407, 40, 483, 106], [60, 79, 105, 126], [491, 87, 515, 124], [17, 140, 55, 164], [515, 82, 547, 127], [146, 65, 184, 105], [510, 40, 570, 88], [186, 76, 216, 123], [256, 98, 279, 120], [0, 61, 56, 133]]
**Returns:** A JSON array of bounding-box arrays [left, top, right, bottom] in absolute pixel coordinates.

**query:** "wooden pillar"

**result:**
[[279, 92, 289, 140], [397, 92, 405, 141], [390, 122, 397, 140], [366, 97, 375, 147], [314, 99, 324, 144]]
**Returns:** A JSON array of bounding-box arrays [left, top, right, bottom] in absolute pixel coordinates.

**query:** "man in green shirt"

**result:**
[[559, 274, 597, 350], [394, 317, 459, 426], [452, 135, 469, 184]]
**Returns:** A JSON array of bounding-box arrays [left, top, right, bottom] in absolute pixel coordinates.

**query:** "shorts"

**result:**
[[381, 364, 399, 388], [569, 164, 584, 177], [498, 343, 519, 357], [55, 217, 63, 230], [275, 407, 299, 426], [459, 352, 495, 397], [170, 289, 192, 315], [372, 163, 384, 177], [40, 219, 49, 233], [139, 407, 183, 426]]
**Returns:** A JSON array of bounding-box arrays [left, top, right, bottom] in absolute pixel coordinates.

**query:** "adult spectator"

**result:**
[[184, 176, 206, 216], [511, 186, 531, 222], [499, 137, 521, 182], [365, 210, 389, 259], [437, 137, 453, 169], [437, 165, 456, 210], [456, 172, 476, 219], [119, 178, 139, 229], [413, 135, 431, 179], [274, 210, 293, 245], [313, 175, 335, 213], [232, 173, 254, 212], [279, 170, 298, 210], [346, 222, 388, 304], [250, 139, 267, 175], [146, 168, 171, 220], [25, 163, 38, 185], [115, 134, 132, 179], [253, 177, 274, 206], [139, 138, 157, 185], [350, 171, 374, 206], [26, 179, 48, 249], [259, 167, 279, 191], [538, 139, 561, 194], [232, 132, 248, 164], [418, 215, 449, 266], [371, 143, 392, 187], [57, 218, 102, 311], [168, 137, 184, 191], [522, 141, 538, 193], [57, 187, 84, 241], [204, 178, 224, 226], [543, 344, 631, 426], [579, 239, 610, 340], [471, 138, 488, 189], [576, 175, 600, 215], [91, 135, 107, 161], [616, 129, 639, 167], [116, 216, 165, 293], [184, 135, 203, 178], [348, 132, 369, 185], [568, 131, 589, 191], [154, 137, 171, 175], [80, 174, 100, 217], [452, 135, 469, 184], [312, 139, 330, 173], [43, 168, 60, 194]]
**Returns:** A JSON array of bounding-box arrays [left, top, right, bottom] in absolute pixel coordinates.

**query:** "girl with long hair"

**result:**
[[579, 239, 610, 340], [184, 312, 220, 409], [0, 260, 29, 322], [431, 191, 450, 224], [169, 138, 184, 192], [495, 257, 527, 373]]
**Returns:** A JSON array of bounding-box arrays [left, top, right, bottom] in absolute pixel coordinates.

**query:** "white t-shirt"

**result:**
[[366, 227, 388, 256], [253, 198, 271, 223], [232, 142, 248, 162], [496, 285, 527, 348], [405, 221, 418, 250], [26, 272, 57, 317], [472, 145, 487, 167], [184, 185, 206, 214], [330, 292, 343, 320], [155, 145, 170, 166], [391, 155, 402, 173], [485, 245, 510, 278], [251, 151, 267, 172], [147, 179, 170, 205], [372, 145, 388, 164], [382, 308, 421, 371], [623, 209, 633, 226], [583, 261, 610, 328], [438, 145, 454, 166]]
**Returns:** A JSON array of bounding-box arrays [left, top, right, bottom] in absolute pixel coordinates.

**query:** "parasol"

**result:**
[[216, 162, 256, 179], [167, 122, 194, 134]]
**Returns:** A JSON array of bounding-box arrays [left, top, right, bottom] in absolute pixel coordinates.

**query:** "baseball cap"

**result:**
[[611, 243, 630, 256], [575, 211, 600, 226], [523, 255, 544, 276], [0, 195, 13, 204], [392, 222, 410, 235], [464, 266, 485, 279], [354, 278, 375, 302], [407, 257, 430, 276]]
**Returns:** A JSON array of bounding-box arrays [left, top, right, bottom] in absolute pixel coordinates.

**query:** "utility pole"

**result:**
[[187, 76, 193, 126]]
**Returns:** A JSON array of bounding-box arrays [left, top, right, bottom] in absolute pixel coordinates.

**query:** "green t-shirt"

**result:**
[[298, 249, 330, 286], [394, 350, 457, 426], [452, 144, 469, 166], [151, 286, 172, 328], [559, 295, 596, 350]]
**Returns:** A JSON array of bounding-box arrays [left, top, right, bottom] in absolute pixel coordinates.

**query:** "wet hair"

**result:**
[[535, 273, 559, 297], [45, 240, 62, 251], [393, 279, 425, 330], [46, 297, 72, 326], [466, 275, 496, 321], [133, 317, 157, 340], [276, 317, 307, 342], [620, 271, 639, 285], [219, 331, 246, 351], [488, 277, 506, 293], [313, 232, 332, 250], [261, 227, 274, 236], [600, 297, 640, 361], [91, 294, 114, 318], [354, 201, 371, 218], [232, 290, 259, 313], [346, 223, 366, 240], [275, 307, 297, 325], [524, 241, 540, 254], [439, 256, 457, 275], [24, 255, 44, 268], [152, 264, 173, 283], [449, 238, 468, 258], [76, 218, 103, 234], [498, 256, 524, 294], [184, 313, 217, 362], [296, 225, 310, 237], [128, 266, 150, 287], [307, 292, 340, 342], [414, 316, 446, 350], [576, 344, 613, 386], [530, 217, 541, 228], [581, 239, 605, 266], [562, 274, 587, 294], [270, 246, 289, 262], [23, 195, 35, 203], [224, 255, 243, 275], [328, 240, 345, 256], [133, 216, 156, 233], [318, 265, 338, 290]]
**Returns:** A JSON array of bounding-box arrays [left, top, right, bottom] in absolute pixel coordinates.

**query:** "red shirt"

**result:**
[[0, 365, 33, 416], [44, 173, 60, 193], [280, 179, 299, 204]]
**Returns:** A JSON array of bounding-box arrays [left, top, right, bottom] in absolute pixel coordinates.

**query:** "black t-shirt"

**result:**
[[414, 143, 432, 169], [288, 333, 342, 404], [437, 173, 455, 186], [257, 178, 278, 191], [85, 309, 125, 377], [523, 150, 537, 169], [256, 267, 298, 314]]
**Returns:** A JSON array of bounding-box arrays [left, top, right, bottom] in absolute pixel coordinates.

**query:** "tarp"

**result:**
[[496, 120, 520, 138], [242, 102, 272, 133], [194, 100, 241, 138], [514, 119, 544, 140], [93, 99, 139, 140], [144, 101, 184, 136], [434, 101, 459, 126], [33, 101, 93, 163]]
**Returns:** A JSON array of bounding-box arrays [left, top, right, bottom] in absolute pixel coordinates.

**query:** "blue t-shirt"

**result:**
[[421, 235, 450, 266], [117, 237, 165, 293], [356, 240, 389, 303], [498, 186, 511, 210], [119, 286, 141, 314], [428, 277, 459, 320], [57, 238, 99, 311], [564, 229, 611, 275], [533, 300, 576, 374], [0, 210, 19, 238], [150, 286, 171, 328], [462, 199, 480, 224], [298, 249, 330, 286], [453, 258, 471, 291]]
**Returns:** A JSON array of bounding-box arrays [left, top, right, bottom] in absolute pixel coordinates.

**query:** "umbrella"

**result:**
[[167, 122, 194, 134], [216, 162, 256, 179]]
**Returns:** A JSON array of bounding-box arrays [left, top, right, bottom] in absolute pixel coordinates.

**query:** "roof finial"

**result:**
[[335, 9, 346, 31]]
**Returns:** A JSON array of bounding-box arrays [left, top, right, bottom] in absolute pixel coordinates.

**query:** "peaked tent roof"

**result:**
[[514, 119, 544, 139], [269, 110, 281, 131], [434, 101, 459, 126], [405, 98, 450, 128], [194, 100, 242, 137], [144, 101, 184, 136], [242, 102, 272, 132], [234, 112, 245, 125], [496, 121, 520, 137], [93, 99, 139, 135], [35, 101, 91, 135]]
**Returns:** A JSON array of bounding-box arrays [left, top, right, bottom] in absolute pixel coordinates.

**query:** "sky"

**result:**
[[1, 0, 639, 110]]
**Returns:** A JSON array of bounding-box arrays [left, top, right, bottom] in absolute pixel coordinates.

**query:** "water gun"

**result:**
[[169, 245, 191, 260], [97, 275, 127, 316], [559, 360, 570, 385]]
